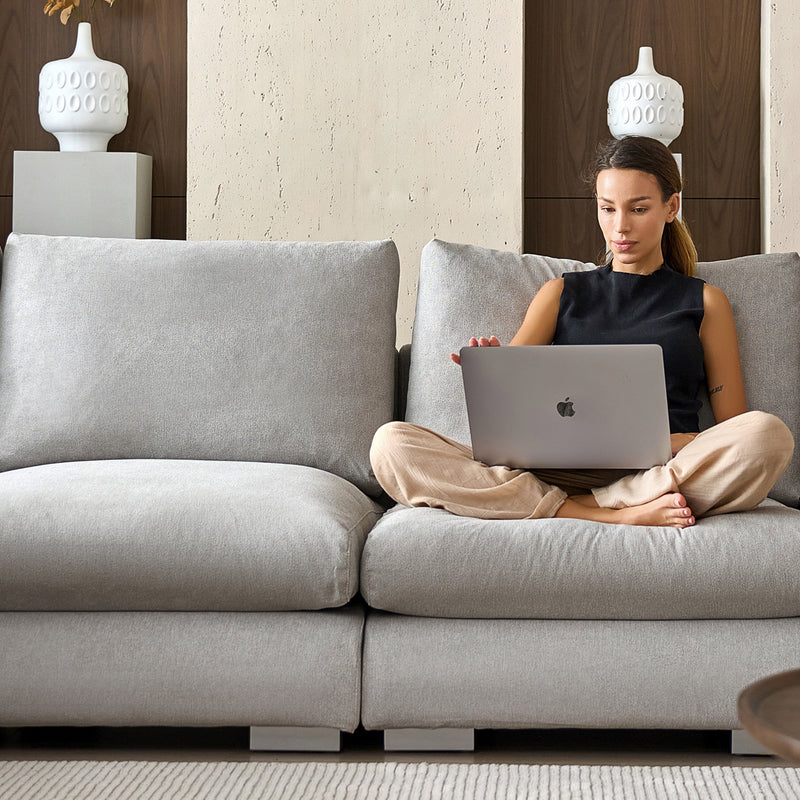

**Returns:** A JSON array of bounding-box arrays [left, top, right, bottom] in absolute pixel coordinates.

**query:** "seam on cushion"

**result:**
[[349, 605, 366, 732], [340, 508, 381, 605]]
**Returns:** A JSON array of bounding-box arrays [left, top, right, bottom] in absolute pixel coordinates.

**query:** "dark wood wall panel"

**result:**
[[0, 199, 11, 245], [151, 197, 187, 241], [0, 11, 24, 191], [525, 0, 760, 262], [685, 199, 762, 262], [1, 0, 186, 243], [524, 199, 603, 263]]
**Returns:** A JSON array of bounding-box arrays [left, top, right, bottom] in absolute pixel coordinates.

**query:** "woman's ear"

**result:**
[[666, 192, 681, 223]]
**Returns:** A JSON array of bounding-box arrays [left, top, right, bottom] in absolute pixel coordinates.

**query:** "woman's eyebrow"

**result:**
[[597, 195, 653, 203]]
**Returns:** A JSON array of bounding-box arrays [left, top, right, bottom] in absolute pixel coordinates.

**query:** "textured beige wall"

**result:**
[[761, 0, 800, 252], [187, 1, 799, 344], [187, 0, 523, 344]]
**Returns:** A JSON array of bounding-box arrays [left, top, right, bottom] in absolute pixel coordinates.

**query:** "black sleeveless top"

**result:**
[[552, 264, 706, 433]]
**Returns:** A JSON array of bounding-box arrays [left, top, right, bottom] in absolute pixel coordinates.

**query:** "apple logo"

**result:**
[[557, 397, 575, 418]]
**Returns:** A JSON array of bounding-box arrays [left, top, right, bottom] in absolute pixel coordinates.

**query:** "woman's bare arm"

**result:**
[[699, 283, 747, 423], [509, 278, 564, 346]]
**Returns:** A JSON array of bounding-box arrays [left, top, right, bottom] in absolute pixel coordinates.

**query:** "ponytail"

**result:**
[[662, 215, 698, 277]]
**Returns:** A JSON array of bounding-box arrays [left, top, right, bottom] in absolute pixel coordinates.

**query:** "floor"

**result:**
[[0, 727, 791, 767]]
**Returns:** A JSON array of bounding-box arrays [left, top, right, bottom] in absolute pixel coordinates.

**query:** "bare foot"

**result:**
[[616, 493, 695, 528], [556, 493, 695, 528]]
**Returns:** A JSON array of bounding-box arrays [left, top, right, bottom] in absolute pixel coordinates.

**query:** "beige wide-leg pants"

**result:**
[[369, 411, 795, 520]]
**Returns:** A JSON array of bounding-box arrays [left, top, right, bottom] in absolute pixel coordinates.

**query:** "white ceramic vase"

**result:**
[[607, 46, 683, 146], [38, 22, 128, 152]]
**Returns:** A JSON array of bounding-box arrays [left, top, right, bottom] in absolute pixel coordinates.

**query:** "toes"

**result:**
[[672, 493, 687, 508], [665, 502, 695, 527]]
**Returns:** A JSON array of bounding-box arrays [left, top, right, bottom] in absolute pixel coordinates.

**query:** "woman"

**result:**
[[371, 136, 794, 528]]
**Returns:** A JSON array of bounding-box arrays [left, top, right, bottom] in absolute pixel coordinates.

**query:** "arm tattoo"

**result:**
[[709, 385, 724, 395]]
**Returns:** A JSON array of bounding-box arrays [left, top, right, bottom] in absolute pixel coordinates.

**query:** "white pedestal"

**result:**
[[13, 152, 152, 239]]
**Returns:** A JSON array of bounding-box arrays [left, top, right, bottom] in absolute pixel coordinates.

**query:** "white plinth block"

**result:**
[[13, 151, 152, 239]]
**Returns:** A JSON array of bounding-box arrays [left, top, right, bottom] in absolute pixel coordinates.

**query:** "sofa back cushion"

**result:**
[[695, 253, 800, 506], [0, 234, 399, 496], [406, 239, 800, 507]]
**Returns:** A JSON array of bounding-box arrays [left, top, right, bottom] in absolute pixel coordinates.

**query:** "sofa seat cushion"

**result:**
[[0, 459, 380, 611], [360, 500, 800, 620]]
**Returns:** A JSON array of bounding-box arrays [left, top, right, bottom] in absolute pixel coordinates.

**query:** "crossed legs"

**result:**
[[370, 411, 794, 527]]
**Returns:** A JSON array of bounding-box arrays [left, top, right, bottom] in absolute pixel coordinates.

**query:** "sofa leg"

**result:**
[[249, 726, 341, 752], [383, 728, 475, 752], [731, 729, 774, 756]]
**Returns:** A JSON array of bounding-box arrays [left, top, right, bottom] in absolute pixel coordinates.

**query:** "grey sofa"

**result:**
[[0, 233, 399, 752], [360, 239, 800, 752], [0, 233, 798, 754]]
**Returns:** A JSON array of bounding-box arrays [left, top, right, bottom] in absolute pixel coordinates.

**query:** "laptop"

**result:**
[[460, 344, 672, 470]]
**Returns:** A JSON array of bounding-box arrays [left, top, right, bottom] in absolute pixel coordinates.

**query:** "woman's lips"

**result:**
[[613, 240, 636, 252]]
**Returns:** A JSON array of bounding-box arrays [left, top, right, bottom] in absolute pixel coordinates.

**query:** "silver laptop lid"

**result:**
[[460, 344, 672, 470]]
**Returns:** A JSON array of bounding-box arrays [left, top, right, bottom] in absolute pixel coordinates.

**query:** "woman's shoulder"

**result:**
[[535, 276, 565, 301], [702, 282, 732, 311]]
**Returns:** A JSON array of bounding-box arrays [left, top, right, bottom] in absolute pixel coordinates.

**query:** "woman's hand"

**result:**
[[450, 335, 500, 365], [670, 432, 698, 457]]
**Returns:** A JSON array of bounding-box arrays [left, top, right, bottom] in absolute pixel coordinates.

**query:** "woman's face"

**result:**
[[595, 168, 680, 273]]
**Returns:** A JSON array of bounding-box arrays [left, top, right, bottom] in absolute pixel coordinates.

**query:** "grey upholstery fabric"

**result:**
[[361, 613, 800, 731], [696, 253, 800, 506], [405, 239, 595, 443], [361, 500, 800, 619], [406, 239, 800, 505], [0, 607, 364, 729], [0, 459, 380, 611], [0, 235, 399, 496]]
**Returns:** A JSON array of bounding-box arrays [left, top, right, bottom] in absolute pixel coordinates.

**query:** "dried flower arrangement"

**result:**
[[43, 0, 116, 26]]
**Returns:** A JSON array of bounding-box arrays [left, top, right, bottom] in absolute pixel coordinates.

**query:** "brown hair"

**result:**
[[587, 136, 698, 277]]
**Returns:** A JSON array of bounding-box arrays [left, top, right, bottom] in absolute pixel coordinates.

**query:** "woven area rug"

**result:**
[[2, 760, 800, 800]]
